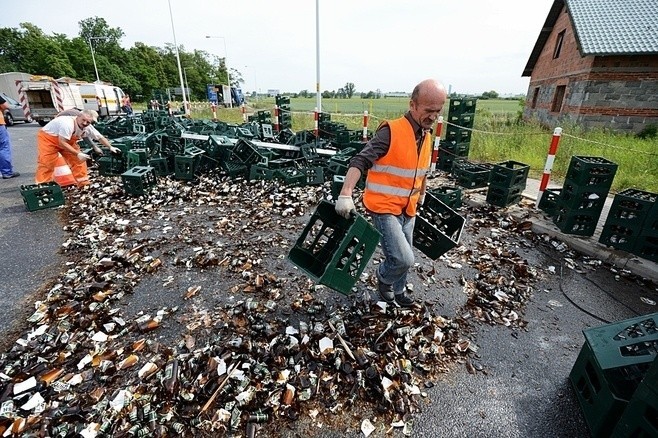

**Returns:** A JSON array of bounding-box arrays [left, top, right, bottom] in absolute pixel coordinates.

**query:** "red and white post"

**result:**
[[273, 105, 280, 132], [536, 127, 563, 209], [241, 103, 247, 122], [362, 110, 369, 142], [314, 107, 319, 138], [430, 116, 444, 173]]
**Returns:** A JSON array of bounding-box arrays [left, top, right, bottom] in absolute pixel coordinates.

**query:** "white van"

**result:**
[[79, 83, 125, 117]]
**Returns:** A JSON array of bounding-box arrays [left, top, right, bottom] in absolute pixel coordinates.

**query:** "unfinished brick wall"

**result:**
[[523, 5, 658, 133]]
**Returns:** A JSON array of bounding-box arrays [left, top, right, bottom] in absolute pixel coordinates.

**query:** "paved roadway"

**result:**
[[0, 122, 657, 437]]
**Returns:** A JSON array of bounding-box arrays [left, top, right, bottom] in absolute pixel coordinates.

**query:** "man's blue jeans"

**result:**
[[371, 212, 415, 294], [0, 126, 15, 176]]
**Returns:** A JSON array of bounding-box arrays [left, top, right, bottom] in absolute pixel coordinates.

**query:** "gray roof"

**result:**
[[522, 0, 658, 76], [568, 0, 658, 55]]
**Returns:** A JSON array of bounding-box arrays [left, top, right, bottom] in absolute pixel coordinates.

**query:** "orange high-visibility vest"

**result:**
[[363, 117, 432, 216]]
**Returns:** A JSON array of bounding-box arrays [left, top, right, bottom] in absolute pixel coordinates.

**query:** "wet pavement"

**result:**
[[0, 124, 657, 437]]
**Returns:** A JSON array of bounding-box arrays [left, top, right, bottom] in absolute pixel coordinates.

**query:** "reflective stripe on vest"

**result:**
[[363, 117, 432, 216]]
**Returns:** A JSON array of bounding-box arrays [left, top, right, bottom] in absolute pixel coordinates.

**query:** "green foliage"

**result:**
[[636, 124, 657, 140]]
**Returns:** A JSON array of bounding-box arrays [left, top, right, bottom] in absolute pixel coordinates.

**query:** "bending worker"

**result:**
[[35, 109, 120, 187], [335, 79, 447, 307]]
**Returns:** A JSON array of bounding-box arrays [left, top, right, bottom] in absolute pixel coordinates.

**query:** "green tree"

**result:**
[[344, 82, 355, 98]]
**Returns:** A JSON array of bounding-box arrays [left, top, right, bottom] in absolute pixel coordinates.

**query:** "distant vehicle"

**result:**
[[1, 92, 33, 126], [206, 84, 244, 106], [78, 83, 125, 117]]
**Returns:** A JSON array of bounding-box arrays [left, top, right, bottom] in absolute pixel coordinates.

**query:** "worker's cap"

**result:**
[[81, 109, 99, 123]]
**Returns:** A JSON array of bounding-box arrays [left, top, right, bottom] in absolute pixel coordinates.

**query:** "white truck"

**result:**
[[14, 76, 127, 125], [78, 83, 125, 118]]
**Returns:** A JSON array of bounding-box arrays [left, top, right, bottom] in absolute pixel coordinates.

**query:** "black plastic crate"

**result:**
[[288, 201, 381, 295], [486, 185, 524, 208], [606, 188, 658, 229], [437, 151, 464, 173], [414, 193, 465, 260], [444, 126, 472, 144], [447, 112, 475, 129], [488, 160, 530, 189], [538, 188, 562, 217], [565, 156, 618, 190], [441, 140, 470, 157]]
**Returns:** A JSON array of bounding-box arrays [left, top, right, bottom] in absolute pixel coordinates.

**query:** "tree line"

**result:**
[[0, 17, 234, 102]]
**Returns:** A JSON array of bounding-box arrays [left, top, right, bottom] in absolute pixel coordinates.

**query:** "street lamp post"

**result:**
[[88, 36, 109, 83], [205, 35, 231, 108], [168, 0, 190, 116], [244, 65, 258, 101]]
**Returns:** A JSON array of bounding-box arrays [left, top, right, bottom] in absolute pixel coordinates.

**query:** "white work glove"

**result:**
[[93, 147, 104, 156], [418, 193, 426, 206], [77, 152, 91, 162], [109, 146, 121, 154], [335, 195, 356, 219]]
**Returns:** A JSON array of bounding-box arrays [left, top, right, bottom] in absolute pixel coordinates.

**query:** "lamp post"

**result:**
[[205, 35, 231, 108], [88, 36, 109, 83], [167, 0, 190, 115], [183, 67, 190, 99], [244, 65, 258, 101]]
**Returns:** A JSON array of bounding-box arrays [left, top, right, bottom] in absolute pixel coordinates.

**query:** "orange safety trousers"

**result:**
[[35, 131, 89, 187]]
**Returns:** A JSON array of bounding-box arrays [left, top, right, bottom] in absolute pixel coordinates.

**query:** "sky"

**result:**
[[3, 0, 555, 96]]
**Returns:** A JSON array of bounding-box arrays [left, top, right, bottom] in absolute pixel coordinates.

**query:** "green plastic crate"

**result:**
[[632, 235, 658, 264], [288, 200, 381, 295], [20, 182, 65, 212], [553, 207, 602, 236], [570, 313, 658, 438], [414, 193, 465, 260], [447, 112, 475, 128], [428, 186, 462, 209], [97, 156, 125, 176], [488, 160, 530, 189], [565, 156, 618, 190], [486, 185, 523, 208], [605, 189, 658, 229], [437, 151, 464, 173], [331, 175, 345, 200], [611, 358, 658, 438], [557, 182, 609, 214], [121, 166, 157, 196], [148, 156, 171, 176], [538, 188, 562, 217], [441, 140, 470, 157], [249, 164, 277, 181], [447, 98, 477, 116], [453, 161, 491, 189], [599, 223, 638, 253], [444, 126, 472, 144]]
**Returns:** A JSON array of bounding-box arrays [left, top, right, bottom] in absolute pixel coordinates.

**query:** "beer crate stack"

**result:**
[[275, 95, 292, 130], [569, 313, 658, 438], [598, 189, 657, 255], [553, 156, 618, 236], [437, 98, 476, 173], [486, 160, 530, 207]]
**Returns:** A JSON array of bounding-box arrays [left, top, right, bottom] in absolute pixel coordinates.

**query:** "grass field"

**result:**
[[185, 97, 658, 194]]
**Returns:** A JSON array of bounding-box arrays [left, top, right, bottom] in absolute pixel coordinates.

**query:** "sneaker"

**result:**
[[2, 172, 20, 179], [377, 280, 395, 303], [394, 293, 414, 307]]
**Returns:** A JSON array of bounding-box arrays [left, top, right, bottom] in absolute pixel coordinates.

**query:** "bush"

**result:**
[[636, 124, 657, 140]]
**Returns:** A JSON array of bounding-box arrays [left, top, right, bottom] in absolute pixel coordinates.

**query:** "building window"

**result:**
[[553, 30, 565, 59], [531, 87, 540, 109], [551, 85, 566, 112]]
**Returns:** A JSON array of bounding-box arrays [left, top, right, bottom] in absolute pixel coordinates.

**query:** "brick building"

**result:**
[[522, 0, 658, 133]]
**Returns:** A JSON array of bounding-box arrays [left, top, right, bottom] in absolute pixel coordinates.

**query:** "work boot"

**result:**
[[377, 280, 395, 303], [2, 172, 20, 179]]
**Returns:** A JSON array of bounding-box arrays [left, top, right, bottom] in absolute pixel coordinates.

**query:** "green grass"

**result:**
[[186, 98, 658, 194]]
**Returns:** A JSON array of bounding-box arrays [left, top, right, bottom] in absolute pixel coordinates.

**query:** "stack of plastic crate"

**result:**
[[275, 95, 292, 130], [486, 160, 530, 207], [598, 189, 657, 254], [437, 98, 476, 172], [569, 313, 658, 438], [553, 156, 618, 236]]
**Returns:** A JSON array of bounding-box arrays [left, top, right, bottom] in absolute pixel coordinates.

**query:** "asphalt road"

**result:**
[[0, 122, 657, 437]]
